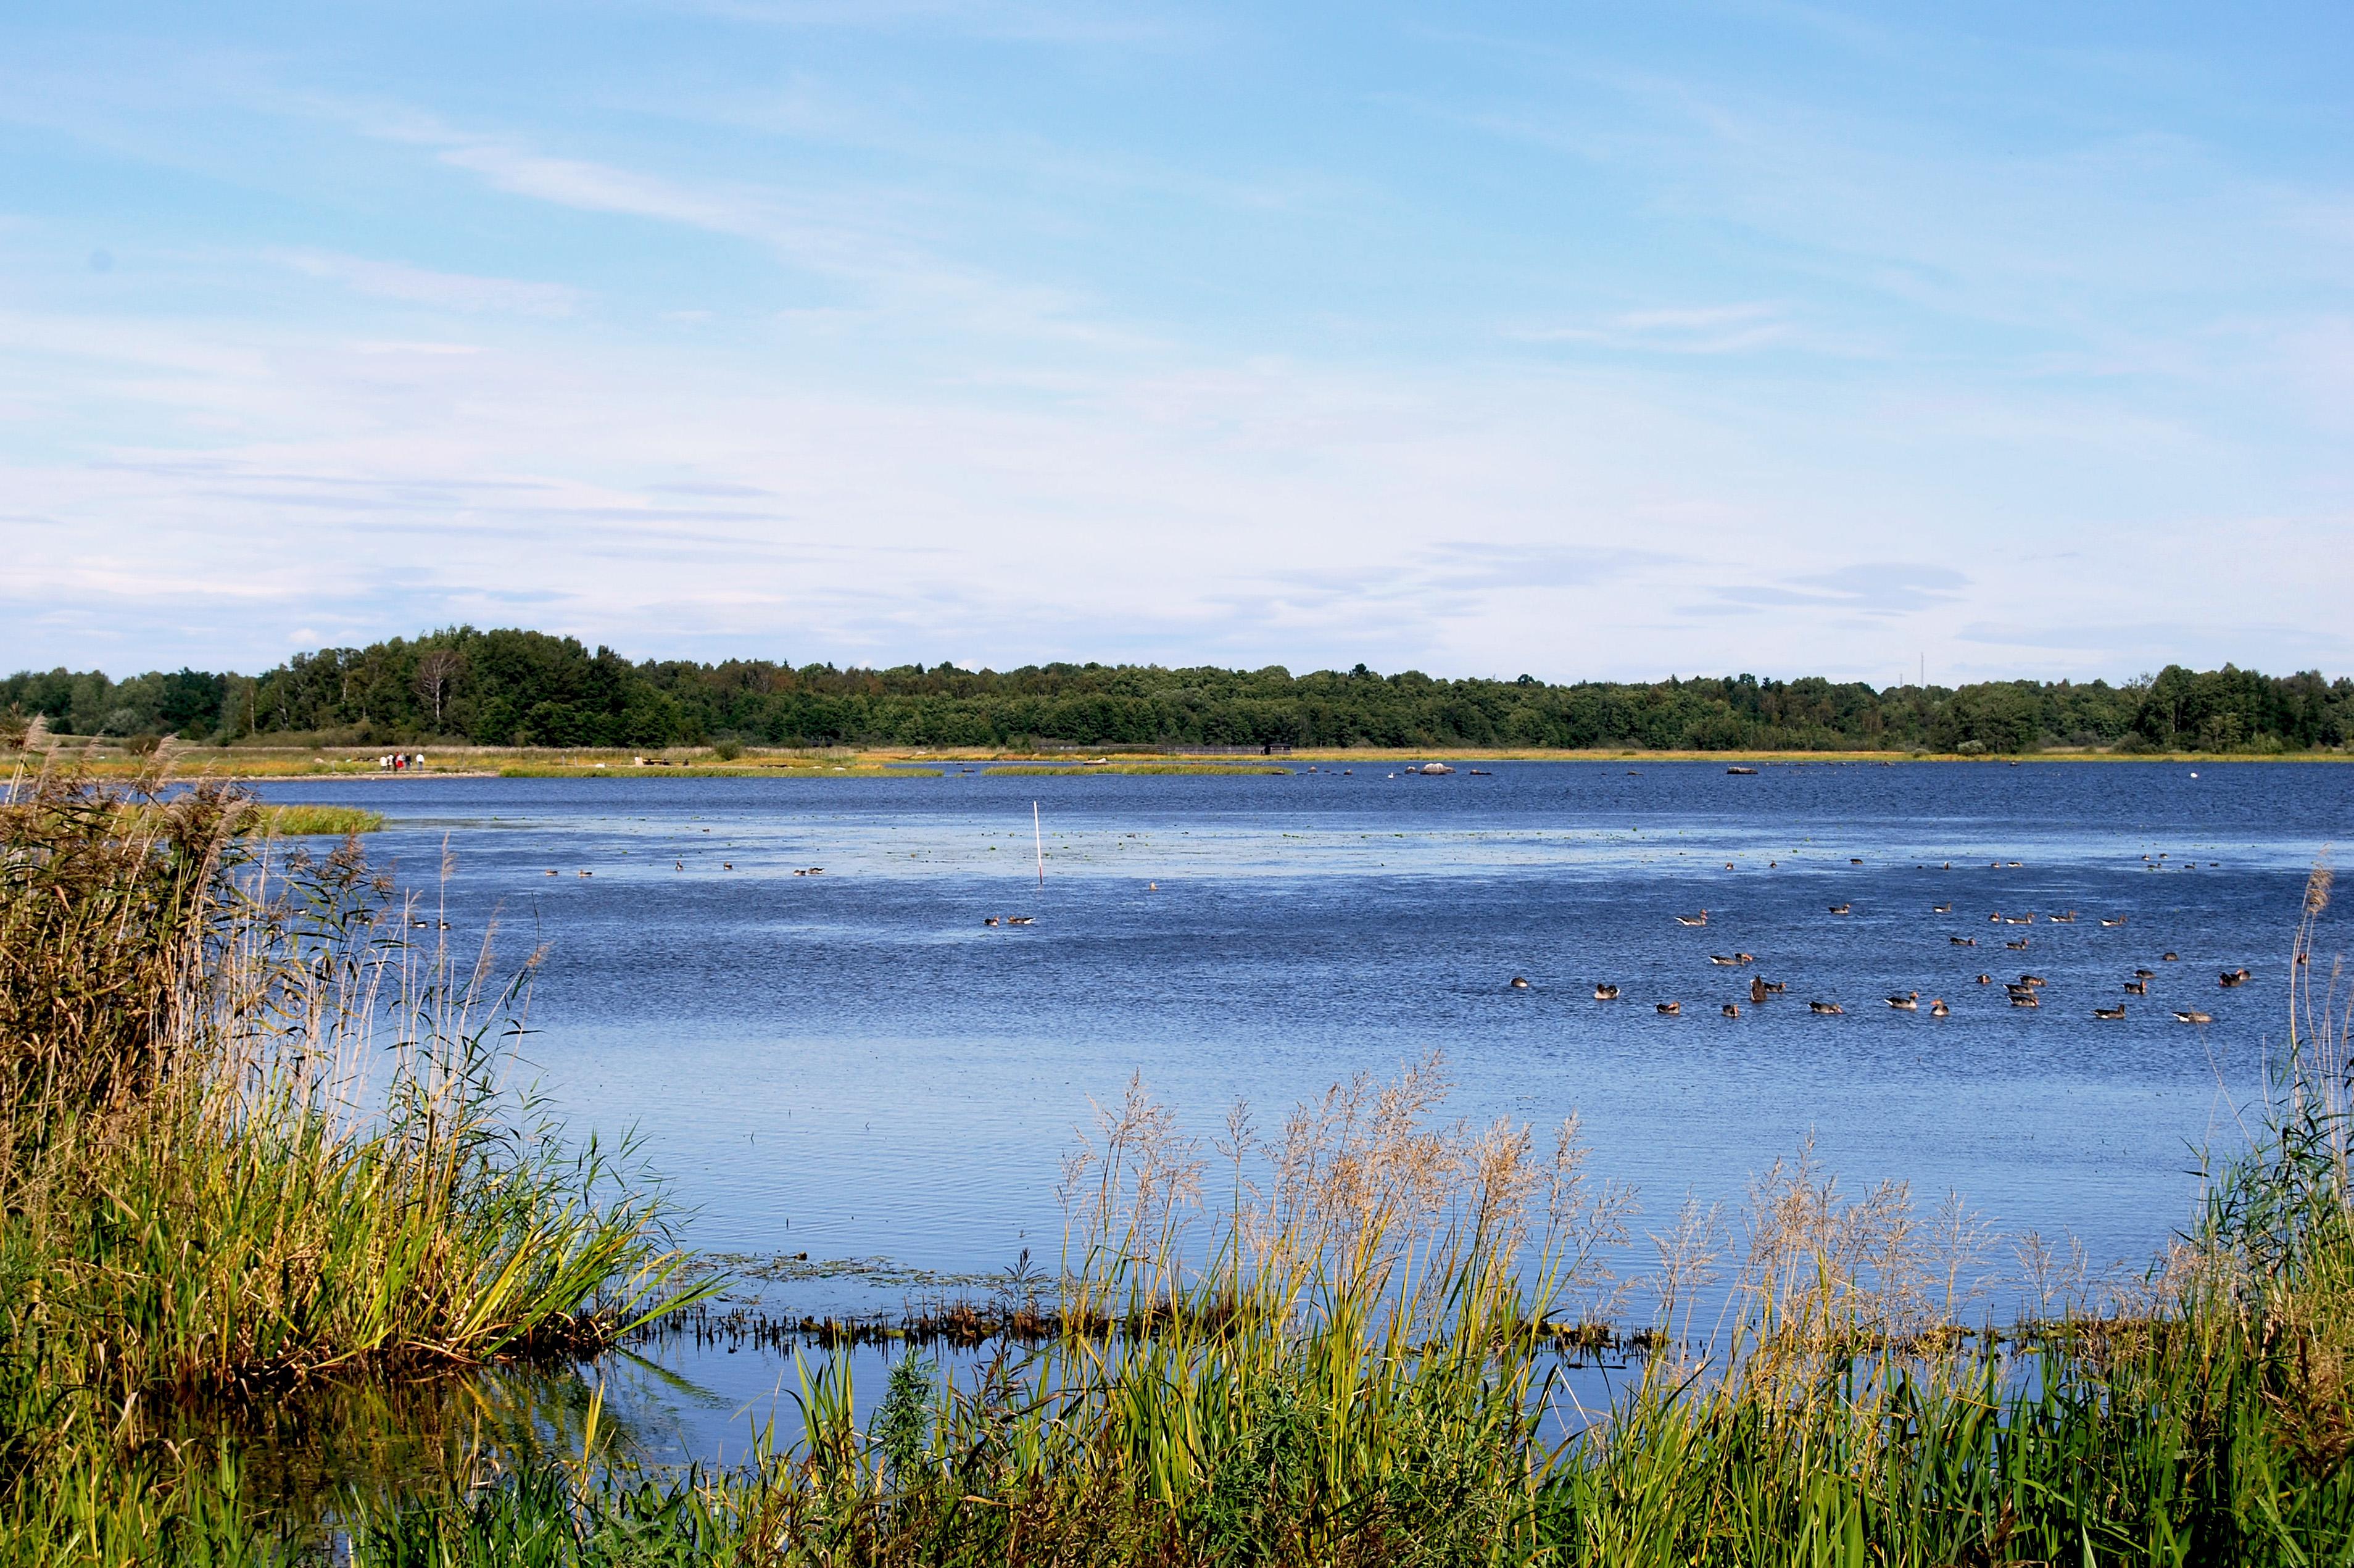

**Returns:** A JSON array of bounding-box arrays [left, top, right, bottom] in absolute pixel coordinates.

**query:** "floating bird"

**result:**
[[676, 861, 684, 870], [2163, 952, 2179, 961], [2005, 938, 2030, 950], [545, 869, 558, 877], [1006, 916, 1034, 926], [1709, 953, 1751, 966], [723, 862, 732, 870], [984, 916, 999, 926], [1674, 910, 1709, 927], [1147, 882, 1158, 890], [2100, 916, 2127, 927], [2134, 967, 2157, 979], [2018, 974, 2047, 987], [1950, 935, 1977, 947], [1976, 973, 1994, 984], [2218, 968, 2252, 989], [1594, 983, 1622, 1000], [2124, 980, 2148, 995], [1509, 976, 1531, 990], [1850, 857, 1863, 865], [1933, 903, 1952, 913], [1725, 862, 1735, 869], [2010, 992, 2041, 1008], [1758, 978, 1788, 993], [2173, 1010, 2214, 1025], [1656, 1002, 1681, 1015], [578, 870, 592, 877], [1929, 998, 1950, 1016], [2004, 915, 2034, 924], [1886, 991, 1919, 1010], [1828, 903, 1852, 915], [1723, 1003, 1741, 1018], [1809, 1000, 1844, 1014], [1989, 911, 2004, 922], [2094, 1005, 2126, 1020], [1750, 976, 1769, 1003], [2052, 911, 2077, 923]]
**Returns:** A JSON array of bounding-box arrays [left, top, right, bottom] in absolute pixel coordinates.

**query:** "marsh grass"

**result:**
[[980, 763, 1291, 777], [0, 768, 708, 1560], [363, 894, 2354, 1562]]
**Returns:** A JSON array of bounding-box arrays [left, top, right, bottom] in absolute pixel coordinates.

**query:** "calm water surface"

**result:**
[[247, 760, 2350, 1467]]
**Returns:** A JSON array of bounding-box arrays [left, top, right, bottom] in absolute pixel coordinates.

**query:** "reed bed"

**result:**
[[110, 799, 386, 837], [0, 769, 707, 1561], [358, 882, 2354, 1564]]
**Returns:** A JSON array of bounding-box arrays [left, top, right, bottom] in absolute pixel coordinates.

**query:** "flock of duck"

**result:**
[[1506, 897, 2251, 1024]]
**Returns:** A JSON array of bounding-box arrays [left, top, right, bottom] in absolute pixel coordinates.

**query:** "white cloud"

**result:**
[[273, 250, 586, 317]]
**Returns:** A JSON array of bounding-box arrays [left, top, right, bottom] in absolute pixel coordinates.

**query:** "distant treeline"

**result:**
[[4, 628, 2347, 754]]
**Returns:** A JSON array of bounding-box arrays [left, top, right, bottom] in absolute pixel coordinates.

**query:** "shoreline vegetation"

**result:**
[[0, 770, 712, 1559], [4, 769, 2352, 1562], [6, 737, 2345, 786], [7, 626, 2350, 760]]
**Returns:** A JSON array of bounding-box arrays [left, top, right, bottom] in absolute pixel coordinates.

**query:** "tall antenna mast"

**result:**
[[1034, 800, 1044, 889]]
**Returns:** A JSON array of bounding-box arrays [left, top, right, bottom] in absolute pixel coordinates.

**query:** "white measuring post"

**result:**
[[1034, 800, 1044, 889]]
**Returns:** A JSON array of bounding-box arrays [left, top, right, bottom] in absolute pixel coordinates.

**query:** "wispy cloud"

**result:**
[[1701, 564, 1969, 619], [1518, 302, 1809, 356], [271, 250, 587, 317]]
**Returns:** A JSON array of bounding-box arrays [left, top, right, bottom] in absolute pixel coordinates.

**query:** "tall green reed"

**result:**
[[0, 766, 709, 1559]]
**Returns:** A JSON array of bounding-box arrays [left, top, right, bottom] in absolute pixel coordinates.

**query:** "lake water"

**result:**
[[247, 760, 2350, 1468]]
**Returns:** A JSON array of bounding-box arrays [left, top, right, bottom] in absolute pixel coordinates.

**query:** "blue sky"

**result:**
[[2, 2, 2348, 684]]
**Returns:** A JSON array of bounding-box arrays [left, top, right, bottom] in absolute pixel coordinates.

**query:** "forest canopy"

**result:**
[[4, 628, 2346, 755]]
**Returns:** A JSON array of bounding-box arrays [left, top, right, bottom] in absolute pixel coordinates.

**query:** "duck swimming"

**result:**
[[1809, 1000, 1844, 1014], [1509, 976, 1531, 990], [2093, 1005, 2126, 1020], [1674, 911, 1709, 927], [2173, 1010, 2214, 1025], [1656, 1002, 1681, 1015], [1750, 976, 1769, 1003], [2005, 938, 2029, 950], [1886, 992, 1919, 1010], [1828, 903, 1852, 916], [1933, 903, 1952, 913], [2124, 979, 2148, 995], [1928, 998, 1950, 1016], [2100, 916, 2127, 927], [2218, 968, 2252, 989], [1594, 983, 1621, 1001], [1950, 935, 1978, 947]]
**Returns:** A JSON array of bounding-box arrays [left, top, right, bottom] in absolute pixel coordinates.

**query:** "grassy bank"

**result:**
[[0, 770, 707, 1561], [17, 737, 2354, 783]]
